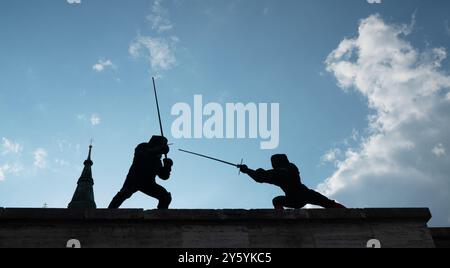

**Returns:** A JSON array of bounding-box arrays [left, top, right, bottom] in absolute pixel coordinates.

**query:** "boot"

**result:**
[[331, 202, 346, 209]]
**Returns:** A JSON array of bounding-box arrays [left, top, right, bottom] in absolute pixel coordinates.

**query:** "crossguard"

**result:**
[[238, 159, 244, 176]]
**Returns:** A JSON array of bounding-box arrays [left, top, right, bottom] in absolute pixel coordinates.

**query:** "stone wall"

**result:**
[[430, 228, 450, 248], [0, 208, 435, 248]]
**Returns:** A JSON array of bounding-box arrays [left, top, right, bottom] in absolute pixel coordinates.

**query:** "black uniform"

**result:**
[[240, 154, 344, 209], [108, 136, 173, 209]]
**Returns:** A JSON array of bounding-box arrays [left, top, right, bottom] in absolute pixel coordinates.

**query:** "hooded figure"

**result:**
[[108, 136, 173, 209], [239, 154, 345, 210]]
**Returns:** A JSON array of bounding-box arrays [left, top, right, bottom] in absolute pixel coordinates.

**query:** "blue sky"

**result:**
[[1, 0, 450, 226]]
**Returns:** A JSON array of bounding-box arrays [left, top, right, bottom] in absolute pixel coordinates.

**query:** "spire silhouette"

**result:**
[[68, 144, 97, 209]]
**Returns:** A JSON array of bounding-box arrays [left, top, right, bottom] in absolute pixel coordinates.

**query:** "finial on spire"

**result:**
[[84, 140, 93, 166], [87, 139, 93, 161]]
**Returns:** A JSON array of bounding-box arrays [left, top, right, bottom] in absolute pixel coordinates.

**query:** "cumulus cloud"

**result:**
[[147, 0, 173, 33], [2, 137, 23, 155], [0, 164, 22, 181], [0, 166, 6, 181], [367, 0, 382, 4], [33, 148, 48, 169], [67, 0, 81, 4], [321, 14, 450, 226], [321, 148, 342, 165], [432, 144, 446, 157], [92, 59, 115, 72], [77, 114, 101, 126], [130, 0, 179, 75], [90, 114, 101, 126], [129, 36, 178, 72]]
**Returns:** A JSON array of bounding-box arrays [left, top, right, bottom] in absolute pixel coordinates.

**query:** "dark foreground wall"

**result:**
[[0, 208, 435, 248], [430, 228, 450, 248]]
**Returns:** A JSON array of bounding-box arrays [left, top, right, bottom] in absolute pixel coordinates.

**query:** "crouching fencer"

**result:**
[[239, 154, 346, 210]]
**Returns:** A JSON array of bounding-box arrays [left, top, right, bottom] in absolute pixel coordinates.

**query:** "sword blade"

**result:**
[[152, 77, 164, 138], [152, 77, 167, 159], [179, 149, 238, 168]]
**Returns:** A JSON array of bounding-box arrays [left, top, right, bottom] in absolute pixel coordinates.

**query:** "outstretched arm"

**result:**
[[239, 165, 276, 185]]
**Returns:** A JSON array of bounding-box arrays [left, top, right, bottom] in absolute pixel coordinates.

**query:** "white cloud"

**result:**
[[351, 129, 360, 141], [0, 166, 5, 181], [367, 0, 382, 3], [67, 0, 81, 4], [92, 59, 115, 72], [90, 114, 101, 126], [33, 148, 48, 169], [0, 164, 22, 181], [2, 137, 23, 155], [130, 0, 179, 75], [321, 14, 450, 225], [432, 144, 446, 157], [77, 114, 101, 126], [129, 36, 177, 72], [321, 148, 342, 164], [147, 0, 173, 33]]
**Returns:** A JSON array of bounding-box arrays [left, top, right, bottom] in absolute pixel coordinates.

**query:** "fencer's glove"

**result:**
[[239, 165, 250, 174], [163, 158, 174, 168]]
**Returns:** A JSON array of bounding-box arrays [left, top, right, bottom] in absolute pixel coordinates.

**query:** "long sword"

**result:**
[[179, 149, 242, 168], [152, 77, 167, 159], [152, 77, 164, 138]]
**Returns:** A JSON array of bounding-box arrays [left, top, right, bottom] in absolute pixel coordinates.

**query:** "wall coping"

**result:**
[[0, 208, 432, 223]]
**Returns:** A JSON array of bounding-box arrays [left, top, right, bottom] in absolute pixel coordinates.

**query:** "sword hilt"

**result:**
[[238, 159, 244, 176]]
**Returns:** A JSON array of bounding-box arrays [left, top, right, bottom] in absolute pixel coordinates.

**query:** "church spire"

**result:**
[[68, 143, 97, 209]]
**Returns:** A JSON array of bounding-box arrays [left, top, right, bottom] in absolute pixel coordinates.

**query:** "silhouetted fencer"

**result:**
[[239, 154, 346, 210], [108, 136, 173, 210]]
